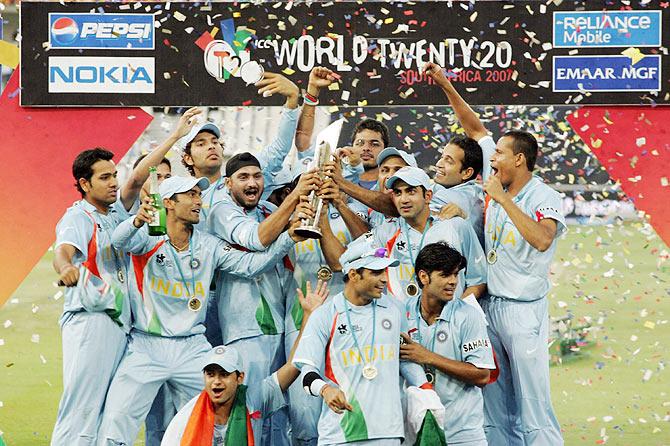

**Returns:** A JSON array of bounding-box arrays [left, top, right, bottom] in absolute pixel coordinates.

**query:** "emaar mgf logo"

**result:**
[[48, 57, 155, 94], [48, 13, 154, 49], [553, 11, 661, 48]]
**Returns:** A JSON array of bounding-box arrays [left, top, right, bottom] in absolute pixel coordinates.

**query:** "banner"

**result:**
[[20, 1, 670, 107]]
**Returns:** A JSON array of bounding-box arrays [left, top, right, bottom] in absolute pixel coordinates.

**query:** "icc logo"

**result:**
[[203, 40, 264, 85], [51, 17, 79, 45]]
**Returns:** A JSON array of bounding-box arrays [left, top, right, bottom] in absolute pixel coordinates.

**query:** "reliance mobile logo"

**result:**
[[48, 57, 155, 94], [48, 13, 154, 50], [553, 11, 662, 47]]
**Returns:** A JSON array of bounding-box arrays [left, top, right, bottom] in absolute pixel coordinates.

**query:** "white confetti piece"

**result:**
[[642, 369, 653, 381], [636, 137, 646, 147], [53, 291, 63, 301], [3, 320, 11, 329], [0, 339, 4, 346], [603, 416, 613, 422], [40, 355, 47, 364], [31, 334, 40, 343]]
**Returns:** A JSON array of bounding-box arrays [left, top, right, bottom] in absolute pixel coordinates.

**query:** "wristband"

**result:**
[[303, 92, 319, 106], [311, 379, 328, 397]]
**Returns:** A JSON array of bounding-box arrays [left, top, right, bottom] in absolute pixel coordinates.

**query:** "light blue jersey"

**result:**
[[111, 217, 295, 337], [286, 205, 352, 335], [405, 296, 494, 444], [293, 293, 426, 445], [484, 176, 566, 302], [197, 106, 300, 230], [207, 199, 292, 344], [367, 217, 486, 302], [431, 180, 484, 246], [55, 199, 132, 331], [348, 198, 389, 229]]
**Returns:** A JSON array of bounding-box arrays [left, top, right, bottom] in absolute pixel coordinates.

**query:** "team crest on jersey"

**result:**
[[330, 212, 340, 219], [363, 232, 374, 241], [156, 253, 166, 266], [337, 324, 348, 334], [222, 244, 232, 252], [395, 240, 407, 251], [437, 331, 448, 343], [355, 212, 366, 219], [381, 318, 392, 330]]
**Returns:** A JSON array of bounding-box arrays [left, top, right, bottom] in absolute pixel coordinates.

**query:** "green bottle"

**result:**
[[148, 166, 167, 236]]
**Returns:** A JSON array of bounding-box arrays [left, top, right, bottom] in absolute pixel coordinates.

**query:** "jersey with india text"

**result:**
[[111, 217, 295, 337], [484, 175, 566, 302], [368, 216, 486, 302], [293, 293, 426, 445]]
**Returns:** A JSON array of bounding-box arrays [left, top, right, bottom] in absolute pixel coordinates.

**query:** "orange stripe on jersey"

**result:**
[[384, 228, 402, 297], [324, 313, 340, 385], [131, 240, 165, 300], [82, 217, 100, 278], [483, 194, 491, 223]]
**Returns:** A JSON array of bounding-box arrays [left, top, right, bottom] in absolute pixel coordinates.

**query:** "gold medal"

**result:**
[[317, 266, 333, 282], [406, 282, 419, 297], [486, 249, 497, 265], [362, 363, 378, 380], [116, 269, 125, 284], [187, 296, 202, 312]]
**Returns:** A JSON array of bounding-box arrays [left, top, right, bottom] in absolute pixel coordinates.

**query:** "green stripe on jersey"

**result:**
[[147, 310, 163, 336], [256, 293, 278, 335], [340, 393, 368, 442]]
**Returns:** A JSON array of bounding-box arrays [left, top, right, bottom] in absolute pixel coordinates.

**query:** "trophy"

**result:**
[[294, 141, 333, 239]]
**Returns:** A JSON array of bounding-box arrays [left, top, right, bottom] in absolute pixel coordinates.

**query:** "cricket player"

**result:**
[[179, 72, 301, 229], [161, 280, 329, 446], [402, 242, 495, 445], [321, 166, 486, 303], [422, 63, 566, 444], [96, 176, 303, 445], [293, 237, 430, 445], [51, 148, 131, 446]]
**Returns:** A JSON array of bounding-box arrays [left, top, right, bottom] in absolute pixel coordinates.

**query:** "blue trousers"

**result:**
[[481, 297, 563, 446], [51, 312, 127, 446], [96, 332, 210, 445]]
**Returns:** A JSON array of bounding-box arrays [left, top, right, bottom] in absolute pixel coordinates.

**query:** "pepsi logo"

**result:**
[[51, 17, 79, 45]]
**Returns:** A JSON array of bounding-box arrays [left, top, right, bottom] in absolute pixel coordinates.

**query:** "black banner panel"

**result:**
[[20, 1, 670, 106]]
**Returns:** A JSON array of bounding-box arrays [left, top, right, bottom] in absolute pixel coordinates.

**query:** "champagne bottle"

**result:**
[[148, 167, 167, 236]]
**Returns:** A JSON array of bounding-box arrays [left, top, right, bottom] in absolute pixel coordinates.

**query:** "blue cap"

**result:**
[[202, 345, 242, 372], [159, 176, 210, 200], [262, 165, 294, 200], [339, 236, 399, 274], [377, 147, 417, 168], [385, 166, 431, 191], [181, 122, 221, 147]]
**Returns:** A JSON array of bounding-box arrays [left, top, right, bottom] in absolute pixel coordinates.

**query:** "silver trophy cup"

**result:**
[[294, 142, 332, 239]]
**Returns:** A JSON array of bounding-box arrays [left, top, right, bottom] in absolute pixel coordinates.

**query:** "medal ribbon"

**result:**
[[401, 218, 432, 267], [415, 298, 441, 383], [343, 297, 377, 368], [166, 233, 197, 298]]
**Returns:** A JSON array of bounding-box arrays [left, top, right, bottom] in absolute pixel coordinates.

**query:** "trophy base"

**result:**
[[294, 226, 323, 239]]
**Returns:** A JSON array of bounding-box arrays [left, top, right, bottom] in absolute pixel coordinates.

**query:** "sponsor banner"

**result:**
[[553, 11, 662, 48], [19, 1, 670, 106], [48, 13, 154, 50], [48, 56, 155, 93], [553, 55, 661, 92]]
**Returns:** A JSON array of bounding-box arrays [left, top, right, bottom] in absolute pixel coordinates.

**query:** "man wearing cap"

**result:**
[[422, 64, 566, 445], [161, 280, 329, 446], [96, 176, 305, 445], [51, 148, 132, 445], [401, 242, 495, 445], [179, 73, 301, 229], [322, 166, 486, 303], [292, 237, 430, 445]]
